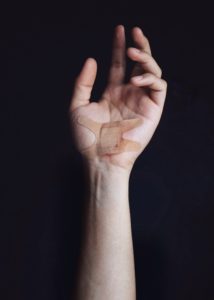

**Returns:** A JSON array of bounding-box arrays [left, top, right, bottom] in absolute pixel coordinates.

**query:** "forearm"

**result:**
[[74, 161, 136, 300]]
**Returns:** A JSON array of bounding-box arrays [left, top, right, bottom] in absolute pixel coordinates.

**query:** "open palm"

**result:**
[[69, 25, 167, 171]]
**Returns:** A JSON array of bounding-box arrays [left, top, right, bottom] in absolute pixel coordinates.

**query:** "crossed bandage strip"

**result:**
[[77, 115, 143, 157]]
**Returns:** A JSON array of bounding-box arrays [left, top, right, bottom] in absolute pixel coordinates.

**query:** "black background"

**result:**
[[1, 2, 214, 299]]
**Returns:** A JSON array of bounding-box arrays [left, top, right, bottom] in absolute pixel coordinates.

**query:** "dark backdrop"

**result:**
[[1, 2, 214, 300]]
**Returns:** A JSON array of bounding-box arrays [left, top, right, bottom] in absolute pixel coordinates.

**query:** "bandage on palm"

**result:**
[[77, 115, 143, 158]]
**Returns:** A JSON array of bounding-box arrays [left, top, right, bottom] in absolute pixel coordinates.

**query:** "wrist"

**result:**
[[84, 158, 131, 181], [83, 159, 130, 203]]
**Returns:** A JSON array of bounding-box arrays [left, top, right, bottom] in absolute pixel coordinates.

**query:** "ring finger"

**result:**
[[130, 27, 153, 77], [127, 47, 162, 79]]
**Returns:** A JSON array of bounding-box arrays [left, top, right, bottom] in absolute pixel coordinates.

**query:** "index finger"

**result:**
[[132, 27, 152, 55]]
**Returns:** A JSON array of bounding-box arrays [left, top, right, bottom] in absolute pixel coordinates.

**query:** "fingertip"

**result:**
[[116, 24, 124, 30], [130, 76, 140, 85], [128, 47, 140, 52], [130, 75, 147, 86], [84, 57, 97, 73], [85, 57, 97, 66], [127, 47, 133, 54], [114, 24, 125, 38], [132, 26, 141, 34], [132, 26, 147, 38], [77, 57, 97, 86], [126, 47, 140, 58]]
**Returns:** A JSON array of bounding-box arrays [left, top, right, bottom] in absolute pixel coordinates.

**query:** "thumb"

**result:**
[[70, 58, 97, 113]]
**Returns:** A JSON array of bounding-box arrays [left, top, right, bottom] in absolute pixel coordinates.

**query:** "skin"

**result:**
[[69, 25, 167, 300]]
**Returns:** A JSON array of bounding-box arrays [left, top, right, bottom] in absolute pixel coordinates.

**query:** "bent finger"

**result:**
[[132, 27, 152, 55], [127, 47, 162, 78], [131, 73, 167, 106]]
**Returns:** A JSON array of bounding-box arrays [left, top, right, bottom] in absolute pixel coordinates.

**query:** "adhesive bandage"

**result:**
[[77, 115, 143, 158]]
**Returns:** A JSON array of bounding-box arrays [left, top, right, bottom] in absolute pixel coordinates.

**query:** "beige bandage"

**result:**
[[77, 115, 143, 158]]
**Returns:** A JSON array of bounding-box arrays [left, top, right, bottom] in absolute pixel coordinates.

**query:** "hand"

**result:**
[[69, 25, 167, 172]]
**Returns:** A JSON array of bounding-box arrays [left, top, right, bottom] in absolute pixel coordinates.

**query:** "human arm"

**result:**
[[69, 25, 167, 300], [72, 161, 135, 300]]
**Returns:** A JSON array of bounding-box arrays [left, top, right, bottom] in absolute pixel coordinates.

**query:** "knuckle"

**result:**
[[144, 37, 151, 50], [113, 59, 123, 68], [143, 50, 150, 57], [161, 79, 168, 88], [140, 51, 151, 62], [143, 35, 149, 44]]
